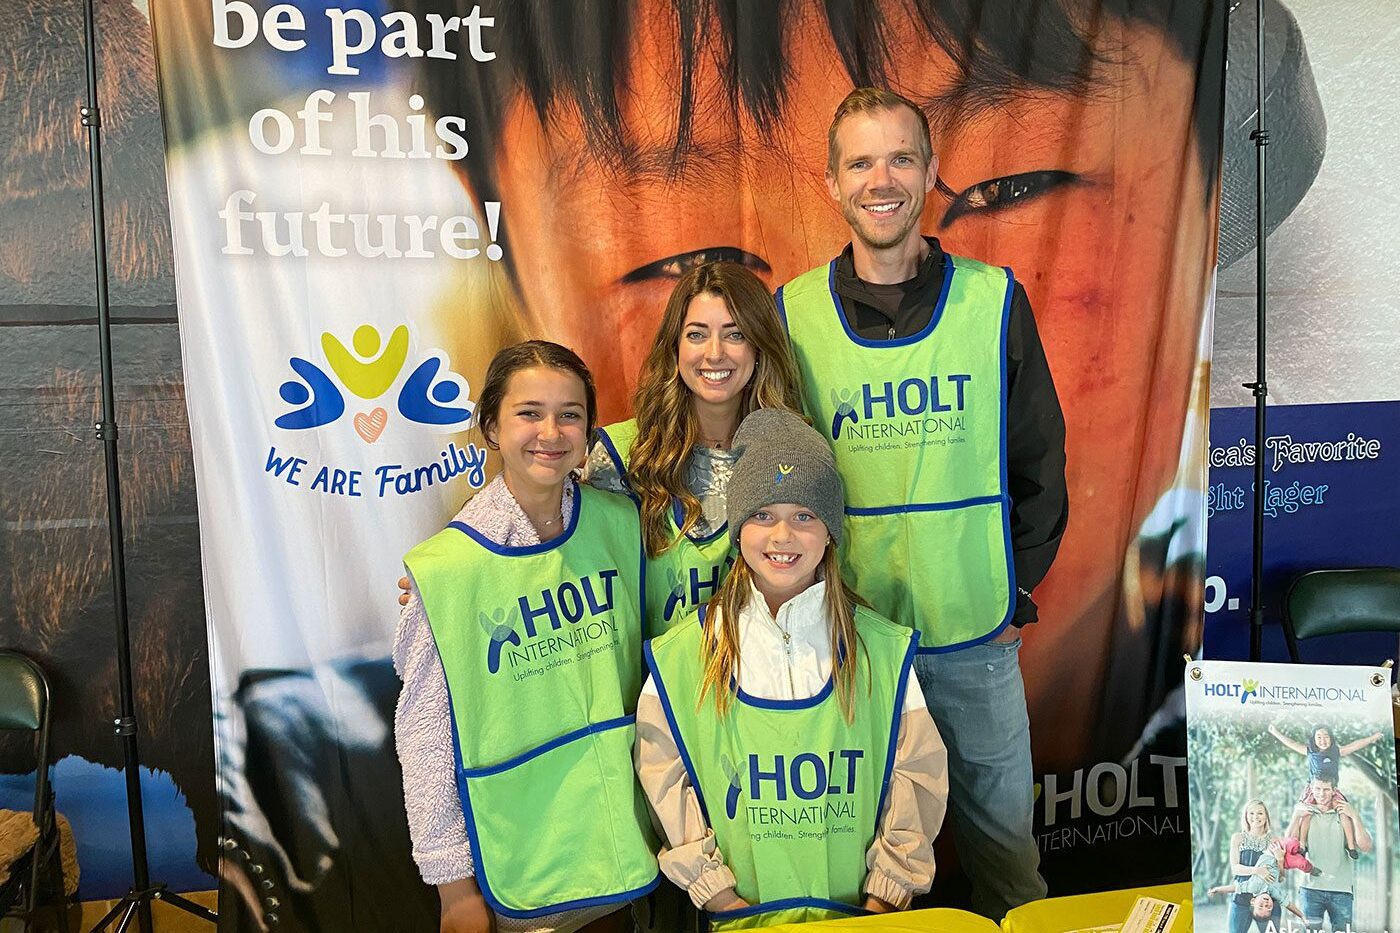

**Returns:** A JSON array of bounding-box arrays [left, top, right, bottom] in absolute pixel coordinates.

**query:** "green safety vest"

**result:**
[[596, 419, 737, 636], [777, 254, 1016, 650], [403, 481, 659, 917], [645, 604, 918, 930]]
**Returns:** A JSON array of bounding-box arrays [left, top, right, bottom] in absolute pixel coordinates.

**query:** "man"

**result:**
[[1300, 777, 1373, 932], [775, 86, 1066, 919]]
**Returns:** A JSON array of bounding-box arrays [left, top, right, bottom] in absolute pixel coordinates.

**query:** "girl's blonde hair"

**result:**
[[698, 546, 868, 722], [629, 262, 803, 558], [1239, 798, 1272, 835]]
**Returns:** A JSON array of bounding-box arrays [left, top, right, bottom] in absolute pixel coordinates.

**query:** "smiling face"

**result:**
[[485, 366, 590, 499], [1245, 802, 1270, 834], [677, 292, 757, 413], [463, 0, 1216, 766], [739, 504, 829, 609], [825, 106, 937, 253], [1311, 779, 1336, 809], [1250, 893, 1275, 920], [1314, 728, 1334, 750]]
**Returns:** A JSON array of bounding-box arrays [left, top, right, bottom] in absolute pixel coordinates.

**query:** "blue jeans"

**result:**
[[913, 637, 1046, 920], [1300, 888, 1353, 931]]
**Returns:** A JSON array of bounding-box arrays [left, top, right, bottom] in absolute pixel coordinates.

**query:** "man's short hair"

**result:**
[[1312, 776, 1336, 787], [826, 87, 933, 173]]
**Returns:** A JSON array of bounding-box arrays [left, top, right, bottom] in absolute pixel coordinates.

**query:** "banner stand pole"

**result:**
[[78, 0, 216, 929], [1245, 0, 1270, 664]]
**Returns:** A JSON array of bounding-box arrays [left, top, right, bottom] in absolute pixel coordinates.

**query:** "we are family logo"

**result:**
[[275, 323, 472, 441], [264, 323, 487, 499]]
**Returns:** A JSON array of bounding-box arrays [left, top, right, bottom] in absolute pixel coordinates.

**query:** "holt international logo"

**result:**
[[828, 376, 972, 442], [1202, 677, 1365, 707], [275, 323, 473, 442]]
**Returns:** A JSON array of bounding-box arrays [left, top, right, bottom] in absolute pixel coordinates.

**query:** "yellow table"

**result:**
[[747, 883, 1193, 932], [1001, 883, 1192, 933], [759, 908, 998, 933]]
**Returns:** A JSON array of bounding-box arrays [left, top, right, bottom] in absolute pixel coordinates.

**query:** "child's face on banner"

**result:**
[[469, 2, 1213, 761]]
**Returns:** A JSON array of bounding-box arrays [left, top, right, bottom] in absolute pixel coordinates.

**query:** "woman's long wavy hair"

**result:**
[[698, 546, 869, 722], [629, 262, 803, 558]]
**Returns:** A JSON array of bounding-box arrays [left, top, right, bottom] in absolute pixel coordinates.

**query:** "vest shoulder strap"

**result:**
[[596, 419, 639, 476]]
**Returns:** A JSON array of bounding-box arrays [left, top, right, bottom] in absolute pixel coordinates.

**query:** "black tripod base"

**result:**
[[90, 884, 217, 933]]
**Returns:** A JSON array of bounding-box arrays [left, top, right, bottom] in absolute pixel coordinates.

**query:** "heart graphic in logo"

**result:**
[[354, 407, 388, 443]]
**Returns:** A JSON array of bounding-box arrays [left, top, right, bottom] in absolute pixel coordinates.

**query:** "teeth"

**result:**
[[700, 370, 733, 382], [865, 203, 899, 214], [767, 553, 798, 564]]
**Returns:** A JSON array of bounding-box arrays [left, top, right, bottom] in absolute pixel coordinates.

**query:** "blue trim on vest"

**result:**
[[644, 639, 712, 825], [734, 675, 835, 710], [488, 874, 661, 920], [672, 497, 730, 544], [446, 675, 661, 917], [912, 268, 1017, 654], [997, 267, 1018, 627], [826, 253, 955, 349], [846, 494, 1003, 516], [876, 630, 920, 820], [637, 507, 649, 635], [708, 897, 870, 922], [594, 425, 636, 495], [461, 715, 636, 778], [773, 285, 791, 335], [454, 705, 660, 916], [449, 478, 583, 555]]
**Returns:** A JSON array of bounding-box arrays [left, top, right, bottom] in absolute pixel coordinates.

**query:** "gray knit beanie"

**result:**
[[726, 408, 846, 547]]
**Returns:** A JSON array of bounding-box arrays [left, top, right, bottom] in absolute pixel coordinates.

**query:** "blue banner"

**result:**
[[1204, 400, 1400, 663]]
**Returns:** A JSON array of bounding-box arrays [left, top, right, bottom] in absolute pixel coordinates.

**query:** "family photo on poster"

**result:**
[[1188, 660, 1400, 933]]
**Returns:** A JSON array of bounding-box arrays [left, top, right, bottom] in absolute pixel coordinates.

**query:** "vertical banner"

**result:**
[[144, 0, 1225, 927], [1186, 660, 1400, 933]]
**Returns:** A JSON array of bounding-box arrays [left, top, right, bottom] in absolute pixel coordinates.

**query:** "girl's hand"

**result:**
[[702, 889, 750, 913], [863, 895, 897, 913], [398, 576, 412, 607], [439, 879, 493, 933]]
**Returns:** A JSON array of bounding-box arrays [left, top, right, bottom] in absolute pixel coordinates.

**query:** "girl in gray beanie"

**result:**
[[636, 408, 949, 926]]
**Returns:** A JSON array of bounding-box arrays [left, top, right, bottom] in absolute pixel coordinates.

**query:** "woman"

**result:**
[[1224, 799, 1282, 933], [588, 261, 804, 633], [396, 342, 658, 933]]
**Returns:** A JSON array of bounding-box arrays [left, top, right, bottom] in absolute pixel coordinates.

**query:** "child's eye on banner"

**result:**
[[620, 246, 771, 283], [938, 170, 1083, 224]]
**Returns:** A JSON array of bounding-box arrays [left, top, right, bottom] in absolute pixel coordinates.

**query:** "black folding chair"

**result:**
[[0, 650, 70, 932], [1282, 568, 1400, 662]]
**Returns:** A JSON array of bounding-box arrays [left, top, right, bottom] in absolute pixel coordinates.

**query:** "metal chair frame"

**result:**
[[0, 649, 70, 933]]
